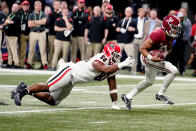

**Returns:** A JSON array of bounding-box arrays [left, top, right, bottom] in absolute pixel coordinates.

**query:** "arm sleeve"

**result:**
[[55, 19, 60, 27], [104, 17, 108, 29], [85, 17, 90, 29], [28, 13, 33, 21], [41, 12, 47, 19], [116, 20, 121, 28], [130, 20, 138, 34]]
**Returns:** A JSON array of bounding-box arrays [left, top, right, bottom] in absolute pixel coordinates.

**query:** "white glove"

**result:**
[[120, 28, 126, 34], [118, 56, 135, 69]]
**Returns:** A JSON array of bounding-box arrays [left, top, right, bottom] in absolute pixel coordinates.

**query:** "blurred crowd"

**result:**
[[0, 0, 196, 76]]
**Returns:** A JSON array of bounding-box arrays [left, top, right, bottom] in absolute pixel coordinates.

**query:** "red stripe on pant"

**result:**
[[142, 56, 171, 73], [48, 68, 71, 87]]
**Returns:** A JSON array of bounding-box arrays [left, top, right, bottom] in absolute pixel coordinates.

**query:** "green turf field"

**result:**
[[0, 71, 196, 131]]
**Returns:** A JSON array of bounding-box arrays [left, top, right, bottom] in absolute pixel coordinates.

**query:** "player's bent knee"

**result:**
[[145, 81, 153, 87], [170, 66, 178, 75]]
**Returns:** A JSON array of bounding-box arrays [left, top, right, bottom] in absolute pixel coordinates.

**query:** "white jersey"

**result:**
[[69, 53, 116, 83]]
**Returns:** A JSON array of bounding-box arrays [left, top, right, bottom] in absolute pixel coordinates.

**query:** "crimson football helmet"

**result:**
[[103, 42, 122, 64], [162, 15, 182, 38]]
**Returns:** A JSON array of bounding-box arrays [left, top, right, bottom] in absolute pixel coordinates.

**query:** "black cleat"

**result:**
[[11, 90, 14, 99], [155, 93, 174, 105], [121, 94, 132, 110], [12, 90, 22, 106], [12, 82, 27, 106], [16, 82, 27, 92]]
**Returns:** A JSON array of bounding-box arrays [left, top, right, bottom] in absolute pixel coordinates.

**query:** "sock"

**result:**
[[23, 88, 30, 95], [112, 101, 117, 106], [158, 73, 175, 95], [126, 79, 153, 100]]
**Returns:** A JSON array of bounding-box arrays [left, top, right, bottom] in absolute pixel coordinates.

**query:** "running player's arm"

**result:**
[[92, 61, 119, 74], [166, 43, 172, 55], [140, 39, 162, 62]]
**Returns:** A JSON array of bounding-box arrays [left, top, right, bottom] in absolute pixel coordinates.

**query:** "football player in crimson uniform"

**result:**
[[12, 42, 134, 109], [121, 15, 182, 109]]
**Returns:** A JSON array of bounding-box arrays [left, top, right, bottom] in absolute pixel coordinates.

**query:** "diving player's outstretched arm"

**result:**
[[92, 57, 134, 74]]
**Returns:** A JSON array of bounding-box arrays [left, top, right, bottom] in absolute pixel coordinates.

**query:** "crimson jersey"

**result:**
[[147, 27, 175, 51]]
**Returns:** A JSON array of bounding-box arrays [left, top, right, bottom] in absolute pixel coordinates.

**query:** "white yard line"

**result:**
[[88, 121, 108, 124], [1, 102, 196, 114], [1, 68, 196, 82], [0, 83, 195, 89]]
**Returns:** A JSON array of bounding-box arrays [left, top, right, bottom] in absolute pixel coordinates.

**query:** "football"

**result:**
[[149, 50, 166, 60]]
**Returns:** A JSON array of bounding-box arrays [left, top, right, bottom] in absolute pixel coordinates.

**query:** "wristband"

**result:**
[[147, 54, 152, 60]]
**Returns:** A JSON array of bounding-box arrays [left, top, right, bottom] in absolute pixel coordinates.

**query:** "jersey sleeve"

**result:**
[[55, 18, 61, 27], [149, 30, 161, 43], [28, 13, 34, 21], [116, 20, 122, 28], [41, 12, 47, 19], [93, 54, 108, 65], [85, 16, 91, 29]]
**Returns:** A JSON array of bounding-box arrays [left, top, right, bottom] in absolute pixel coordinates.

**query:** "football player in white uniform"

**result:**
[[12, 42, 134, 109]]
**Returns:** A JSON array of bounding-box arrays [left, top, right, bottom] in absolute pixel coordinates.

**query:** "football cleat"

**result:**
[[155, 93, 174, 105], [111, 105, 121, 110], [12, 82, 27, 106], [121, 94, 132, 110], [11, 82, 27, 99]]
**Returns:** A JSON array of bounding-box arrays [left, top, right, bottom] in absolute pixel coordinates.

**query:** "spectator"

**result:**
[[0, 11, 6, 66], [105, 4, 119, 43], [142, 9, 162, 41], [101, 0, 110, 15], [116, 7, 138, 63], [19, 0, 31, 68], [1, 1, 8, 10], [84, 6, 108, 60], [15, 0, 23, 14], [3, 3, 21, 68], [71, 0, 89, 62], [190, 14, 196, 47], [44, 5, 51, 41], [170, 10, 192, 76], [47, 0, 61, 67], [50, 8, 73, 70], [1, 7, 9, 16], [168, 10, 177, 15], [189, 14, 196, 76], [27, 0, 48, 69], [132, 7, 146, 74], [60, 1, 72, 18]]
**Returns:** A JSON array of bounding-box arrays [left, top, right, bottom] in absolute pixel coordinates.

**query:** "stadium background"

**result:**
[[5, 0, 196, 20]]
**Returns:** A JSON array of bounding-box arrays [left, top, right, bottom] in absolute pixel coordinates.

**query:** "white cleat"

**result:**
[[111, 105, 121, 110]]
